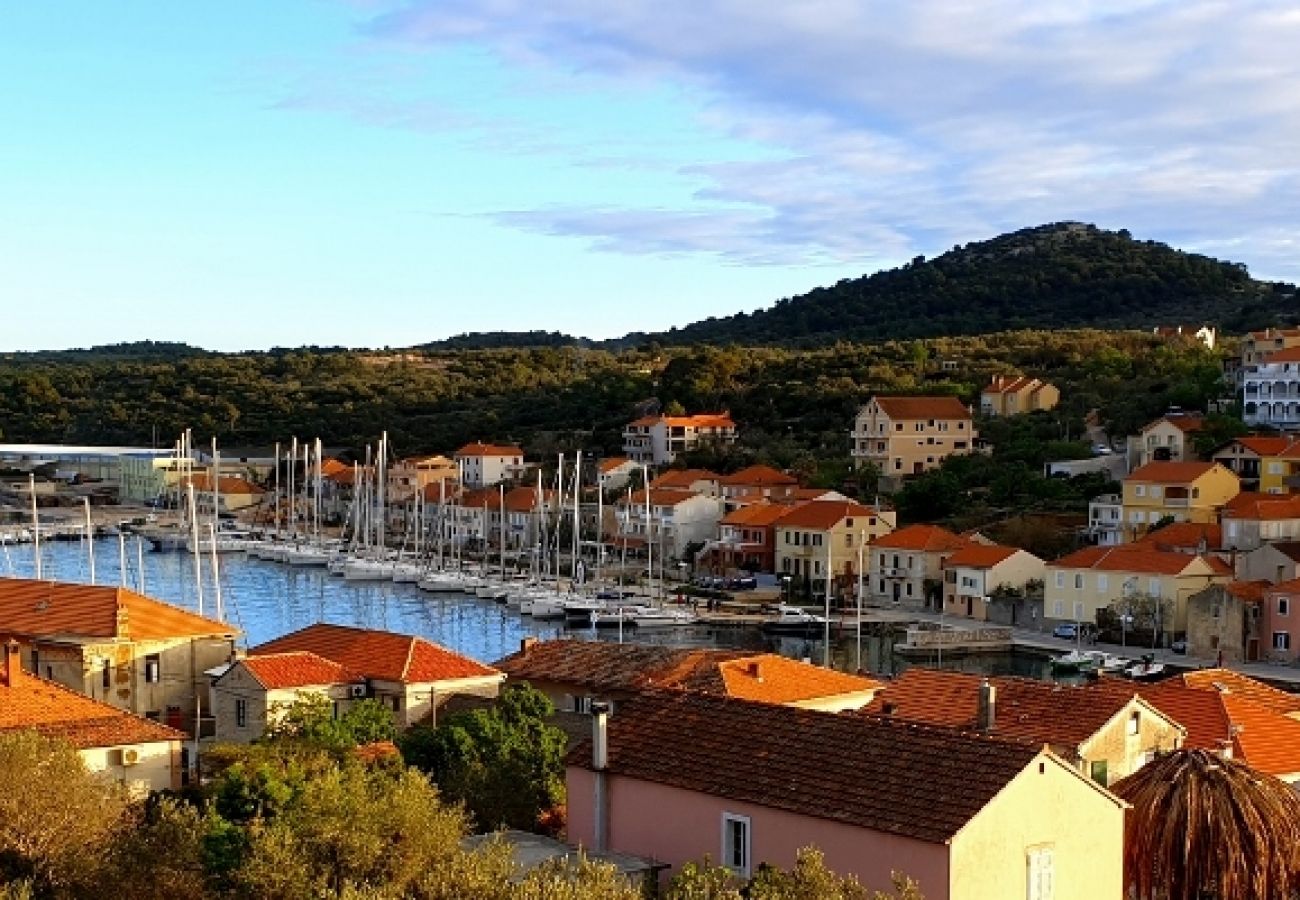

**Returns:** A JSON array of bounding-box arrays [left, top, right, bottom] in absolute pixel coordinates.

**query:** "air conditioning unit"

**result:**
[[349, 683, 367, 699], [120, 747, 141, 767]]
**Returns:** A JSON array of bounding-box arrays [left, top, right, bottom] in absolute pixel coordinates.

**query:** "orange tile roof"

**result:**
[[320, 458, 350, 477], [629, 413, 735, 429], [327, 465, 373, 486], [420, 480, 460, 501], [698, 655, 882, 705], [717, 465, 799, 487], [238, 651, 352, 690], [982, 375, 1047, 395], [774, 500, 883, 531], [1248, 328, 1300, 340], [789, 487, 842, 501], [1176, 668, 1300, 717], [649, 469, 719, 489], [251, 623, 500, 685], [1142, 413, 1205, 434], [598, 457, 632, 474], [871, 524, 968, 552], [721, 504, 794, 527], [0, 653, 184, 749], [1126, 461, 1223, 483], [625, 488, 706, 508], [1051, 546, 1231, 576], [871, 395, 971, 420], [567, 690, 1050, 844], [502, 486, 555, 513], [1222, 492, 1300, 522], [943, 543, 1023, 568], [0, 577, 237, 641], [494, 639, 757, 693], [863, 669, 1159, 749], [1264, 347, 1300, 364], [455, 442, 523, 458], [1230, 436, 1292, 457], [182, 474, 266, 495], [1223, 580, 1270, 603], [1136, 522, 1222, 551]]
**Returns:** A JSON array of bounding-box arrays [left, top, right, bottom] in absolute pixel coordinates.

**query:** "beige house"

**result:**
[[1184, 581, 1268, 663], [182, 473, 267, 514], [868, 524, 975, 610], [567, 691, 1126, 900], [1210, 435, 1291, 492], [616, 488, 724, 560], [1238, 542, 1300, 584], [0, 578, 239, 736], [649, 468, 721, 496], [389, 454, 458, 503], [1044, 546, 1234, 630], [1127, 412, 1204, 469], [622, 413, 737, 466], [852, 396, 976, 481], [774, 500, 895, 597], [717, 465, 800, 510], [979, 376, 1059, 417], [454, 442, 526, 488], [212, 651, 359, 743], [598, 457, 640, 492], [0, 641, 185, 795], [1121, 461, 1240, 540], [863, 669, 1184, 787], [941, 543, 1045, 620], [245, 623, 504, 731]]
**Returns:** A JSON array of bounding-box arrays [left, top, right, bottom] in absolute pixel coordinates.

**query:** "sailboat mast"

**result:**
[[209, 523, 224, 622], [289, 437, 298, 543], [83, 497, 95, 585], [29, 474, 40, 580], [572, 451, 582, 585], [273, 441, 281, 536], [187, 482, 205, 616]]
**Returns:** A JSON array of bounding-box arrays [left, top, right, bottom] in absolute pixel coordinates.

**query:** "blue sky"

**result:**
[[5, 1, 1300, 352]]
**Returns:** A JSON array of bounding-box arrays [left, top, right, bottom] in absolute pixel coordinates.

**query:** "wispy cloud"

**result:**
[[341, 0, 1300, 276]]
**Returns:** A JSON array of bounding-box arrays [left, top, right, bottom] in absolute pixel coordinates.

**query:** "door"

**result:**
[[892, 583, 901, 602], [1247, 638, 1260, 662], [965, 596, 973, 617]]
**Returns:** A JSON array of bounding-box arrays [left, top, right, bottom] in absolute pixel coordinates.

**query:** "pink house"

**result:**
[[1262, 578, 1300, 663], [567, 691, 1125, 899]]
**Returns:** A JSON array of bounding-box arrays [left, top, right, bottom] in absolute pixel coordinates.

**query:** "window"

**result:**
[[1073, 574, 1083, 590], [102, 659, 111, 689], [1135, 485, 1146, 497], [235, 698, 248, 728], [1274, 632, 1291, 651], [905, 582, 913, 596], [844, 533, 853, 548], [144, 654, 161, 684], [1027, 845, 1054, 900], [1280, 597, 1290, 617], [721, 814, 751, 877], [1150, 485, 1162, 498], [1148, 579, 1162, 598], [1053, 600, 1065, 616], [1090, 760, 1108, 787], [1073, 601, 1084, 620], [1128, 711, 1140, 736], [391, 695, 402, 712], [1096, 574, 1108, 593], [1054, 572, 1064, 589], [878, 579, 885, 592], [29, 649, 39, 675]]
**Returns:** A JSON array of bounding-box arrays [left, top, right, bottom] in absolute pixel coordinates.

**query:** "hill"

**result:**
[[419, 331, 591, 351], [609, 222, 1296, 348]]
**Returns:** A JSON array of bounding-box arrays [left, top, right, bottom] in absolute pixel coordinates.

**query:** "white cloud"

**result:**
[[350, 0, 1300, 278]]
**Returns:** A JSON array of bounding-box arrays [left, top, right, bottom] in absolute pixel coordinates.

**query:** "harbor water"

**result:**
[[1, 538, 1059, 678]]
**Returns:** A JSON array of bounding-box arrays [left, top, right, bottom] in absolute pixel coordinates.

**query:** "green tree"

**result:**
[[399, 682, 566, 832], [264, 694, 397, 750]]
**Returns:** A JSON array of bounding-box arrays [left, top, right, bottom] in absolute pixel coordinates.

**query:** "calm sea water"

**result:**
[[2, 538, 1058, 678]]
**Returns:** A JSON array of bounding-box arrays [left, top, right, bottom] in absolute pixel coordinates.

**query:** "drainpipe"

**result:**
[[591, 700, 610, 852]]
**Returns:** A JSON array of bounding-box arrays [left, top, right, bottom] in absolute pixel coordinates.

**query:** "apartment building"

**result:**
[[941, 544, 1046, 620], [622, 413, 737, 466], [979, 376, 1059, 417], [851, 396, 976, 480], [616, 488, 724, 560], [1243, 346, 1300, 428], [867, 524, 974, 610], [1127, 412, 1205, 469], [773, 501, 895, 596], [454, 442, 526, 488], [1211, 435, 1291, 492], [1121, 461, 1239, 540]]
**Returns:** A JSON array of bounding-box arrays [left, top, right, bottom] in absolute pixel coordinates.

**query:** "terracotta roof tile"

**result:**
[[699, 655, 882, 705], [1126, 461, 1224, 483], [871, 524, 968, 552], [1142, 413, 1205, 434], [982, 375, 1047, 395], [943, 544, 1024, 568], [598, 457, 631, 474], [717, 465, 799, 487], [0, 656, 184, 749], [862, 669, 1157, 749], [1222, 493, 1300, 522], [1231, 436, 1292, 457], [1051, 546, 1228, 576], [567, 691, 1046, 844], [238, 651, 352, 690], [774, 500, 883, 531], [870, 396, 971, 420], [0, 577, 237, 641], [1136, 522, 1223, 551], [251, 623, 500, 685], [1223, 580, 1270, 603], [455, 442, 524, 458], [1264, 347, 1300, 364], [183, 474, 266, 495], [1177, 668, 1300, 716], [629, 414, 736, 429], [624, 488, 706, 508], [720, 504, 794, 527], [494, 640, 756, 694], [649, 469, 719, 489]]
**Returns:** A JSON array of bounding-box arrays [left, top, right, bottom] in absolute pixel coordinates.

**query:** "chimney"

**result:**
[[1217, 738, 1234, 760], [747, 660, 763, 683], [977, 679, 997, 732], [520, 636, 538, 654], [881, 701, 896, 716], [591, 701, 611, 853], [2, 639, 19, 687]]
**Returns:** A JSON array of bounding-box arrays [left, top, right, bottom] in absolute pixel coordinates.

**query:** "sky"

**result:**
[[5, 1, 1300, 352]]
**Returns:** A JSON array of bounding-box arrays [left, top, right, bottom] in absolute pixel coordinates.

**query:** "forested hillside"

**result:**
[[619, 222, 1296, 347]]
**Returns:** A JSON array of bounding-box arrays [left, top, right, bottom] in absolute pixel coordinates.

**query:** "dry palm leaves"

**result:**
[[1111, 749, 1300, 900]]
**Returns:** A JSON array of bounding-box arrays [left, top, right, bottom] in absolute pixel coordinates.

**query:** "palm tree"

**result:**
[[1111, 749, 1300, 900]]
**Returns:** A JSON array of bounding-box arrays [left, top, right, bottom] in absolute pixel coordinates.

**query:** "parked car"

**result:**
[[1092, 443, 1113, 455], [1170, 639, 1188, 655], [1053, 623, 1081, 640]]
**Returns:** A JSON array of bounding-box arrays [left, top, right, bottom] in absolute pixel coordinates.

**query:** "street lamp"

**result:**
[[781, 574, 791, 608]]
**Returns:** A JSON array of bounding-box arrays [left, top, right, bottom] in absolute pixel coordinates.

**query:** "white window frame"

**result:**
[[1027, 844, 1054, 900], [1096, 574, 1108, 593], [1274, 632, 1291, 652], [721, 813, 751, 877]]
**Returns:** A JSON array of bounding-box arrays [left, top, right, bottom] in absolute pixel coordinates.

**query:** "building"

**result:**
[[566, 691, 1125, 899], [1220, 492, 1300, 551], [979, 375, 1060, 417], [211, 651, 355, 743], [773, 501, 896, 598], [454, 442, 526, 488], [863, 669, 1183, 786], [241, 623, 504, 730], [0, 641, 186, 794], [1153, 324, 1217, 350], [622, 413, 737, 466], [1135, 521, 1223, 556], [616, 488, 723, 560], [851, 396, 976, 480], [389, 455, 458, 503], [1258, 579, 1300, 664], [181, 473, 267, 514], [1127, 412, 1205, 469], [1241, 327, 1300, 370], [648, 469, 720, 496], [1184, 581, 1269, 663], [717, 465, 800, 510], [0, 444, 177, 486], [868, 524, 975, 610], [1087, 493, 1126, 546], [1243, 342, 1300, 427], [119, 452, 188, 504], [1210, 435, 1292, 492], [702, 503, 792, 574], [1044, 546, 1234, 631], [493, 639, 882, 716], [941, 544, 1045, 620], [0, 578, 238, 736], [597, 457, 640, 492], [1237, 541, 1300, 585], [1120, 461, 1239, 540]]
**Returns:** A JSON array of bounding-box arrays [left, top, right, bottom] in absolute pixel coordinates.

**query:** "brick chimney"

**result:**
[[520, 636, 538, 654], [978, 679, 997, 732], [2, 640, 19, 687], [747, 660, 763, 683]]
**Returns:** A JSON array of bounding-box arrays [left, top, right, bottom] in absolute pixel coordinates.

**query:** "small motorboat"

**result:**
[[1123, 655, 1167, 682], [631, 608, 698, 628], [1083, 650, 1131, 673], [760, 606, 829, 636], [1049, 649, 1098, 674]]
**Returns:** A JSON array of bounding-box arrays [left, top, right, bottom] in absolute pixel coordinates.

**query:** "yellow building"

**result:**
[[1121, 461, 1239, 540], [851, 396, 977, 480], [1045, 545, 1234, 630], [979, 375, 1060, 417], [389, 454, 459, 503], [774, 500, 896, 597]]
